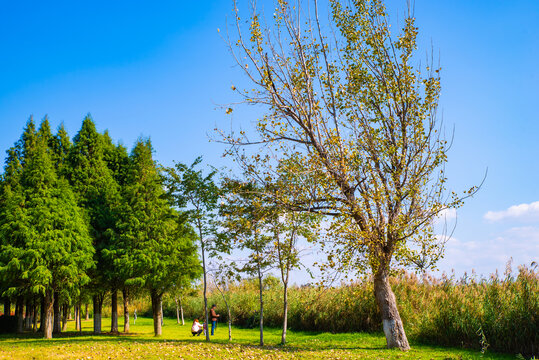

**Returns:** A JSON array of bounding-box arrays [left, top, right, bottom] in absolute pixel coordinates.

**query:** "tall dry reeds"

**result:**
[[170, 263, 538, 355]]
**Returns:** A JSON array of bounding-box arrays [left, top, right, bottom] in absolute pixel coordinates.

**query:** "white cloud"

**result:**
[[484, 201, 539, 222], [435, 208, 457, 224], [436, 226, 539, 277]]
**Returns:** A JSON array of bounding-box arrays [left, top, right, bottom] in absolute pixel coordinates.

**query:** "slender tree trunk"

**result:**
[[43, 290, 54, 339], [281, 280, 288, 345], [61, 305, 68, 332], [257, 261, 264, 347], [179, 296, 184, 326], [373, 267, 410, 350], [150, 290, 163, 336], [160, 301, 164, 327], [93, 295, 104, 334], [53, 292, 61, 334], [200, 233, 210, 342], [85, 303, 89, 321], [214, 280, 232, 341], [32, 298, 38, 332], [77, 300, 82, 332], [123, 288, 130, 333], [3, 297, 10, 316], [111, 290, 118, 333], [175, 297, 180, 324], [25, 298, 31, 330], [16, 296, 24, 333], [227, 304, 232, 341], [39, 296, 45, 332], [74, 304, 79, 331]]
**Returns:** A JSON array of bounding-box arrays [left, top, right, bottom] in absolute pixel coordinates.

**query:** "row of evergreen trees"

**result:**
[[0, 115, 201, 338]]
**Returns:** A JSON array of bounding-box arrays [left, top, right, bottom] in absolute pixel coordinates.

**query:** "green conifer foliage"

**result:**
[[0, 147, 26, 311], [0, 118, 94, 339], [0, 119, 37, 330], [67, 115, 121, 334], [50, 123, 72, 175], [117, 139, 200, 336]]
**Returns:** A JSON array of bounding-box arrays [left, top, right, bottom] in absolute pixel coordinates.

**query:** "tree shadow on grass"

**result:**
[[0, 331, 387, 353]]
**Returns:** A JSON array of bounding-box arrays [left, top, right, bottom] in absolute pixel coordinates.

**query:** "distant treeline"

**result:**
[[173, 265, 538, 356], [0, 116, 200, 338]]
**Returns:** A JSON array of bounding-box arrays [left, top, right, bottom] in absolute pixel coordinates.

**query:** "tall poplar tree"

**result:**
[[224, 0, 477, 349]]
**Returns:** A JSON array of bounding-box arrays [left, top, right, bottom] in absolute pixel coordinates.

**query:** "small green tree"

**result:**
[[266, 167, 320, 345], [219, 179, 274, 346], [164, 157, 220, 342]]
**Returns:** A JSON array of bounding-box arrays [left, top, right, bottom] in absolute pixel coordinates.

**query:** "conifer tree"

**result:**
[[0, 142, 25, 330], [118, 139, 200, 336], [1, 118, 94, 339], [50, 123, 72, 175], [67, 115, 121, 334]]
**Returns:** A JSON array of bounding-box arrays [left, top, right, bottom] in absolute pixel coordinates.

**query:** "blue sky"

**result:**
[[0, 0, 538, 283]]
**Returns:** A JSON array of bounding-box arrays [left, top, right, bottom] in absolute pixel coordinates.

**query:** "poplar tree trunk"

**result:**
[[93, 295, 104, 334], [53, 292, 61, 334], [227, 305, 232, 341], [200, 233, 210, 342], [373, 267, 410, 350], [281, 281, 288, 345], [85, 303, 89, 321], [257, 262, 264, 347], [214, 280, 232, 341], [43, 290, 54, 339], [175, 297, 180, 324], [111, 290, 118, 333], [61, 305, 68, 331], [151, 290, 163, 336], [3, 298, 10, 316], [180, 297, 184, 326], [16, 296, 24, 333], [122, 288, 130, 333]]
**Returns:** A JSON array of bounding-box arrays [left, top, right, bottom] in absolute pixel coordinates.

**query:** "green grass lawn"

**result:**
[[0, 317, 517, 359]]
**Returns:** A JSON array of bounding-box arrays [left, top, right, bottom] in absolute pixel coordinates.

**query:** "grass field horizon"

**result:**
[[0, 316, 520, 359]]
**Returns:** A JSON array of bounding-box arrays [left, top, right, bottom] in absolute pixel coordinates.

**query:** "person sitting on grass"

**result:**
[[191, 319, 203, 336]]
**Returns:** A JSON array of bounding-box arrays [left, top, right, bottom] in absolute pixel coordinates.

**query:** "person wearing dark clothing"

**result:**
[[210, 304, 220, 335]]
